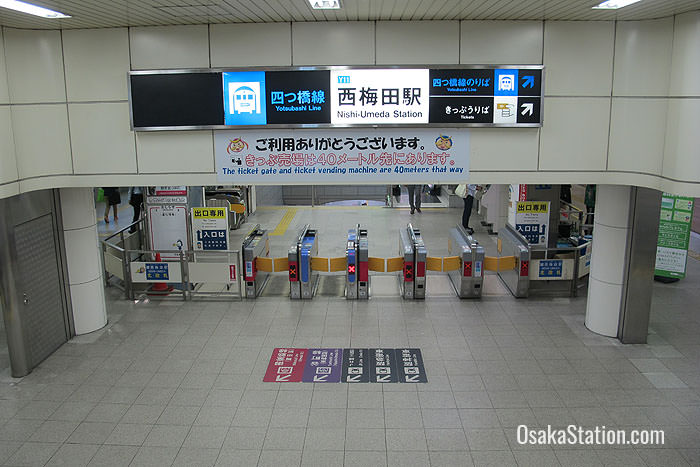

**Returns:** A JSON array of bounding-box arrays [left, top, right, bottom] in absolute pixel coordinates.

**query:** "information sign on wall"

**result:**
[[330, 69, 429, 125], [129, 66, 543, 130], [515, 201, 550, 245], [214, 128, 468, 184], [191, 207, 229, 251], [655, 194, 694, 279], [148, 204, 187, 260]]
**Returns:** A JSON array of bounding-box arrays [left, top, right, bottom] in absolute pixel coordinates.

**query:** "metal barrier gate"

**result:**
[[346, 225, 369, 300], [289, 224, 319, 299], [242, 224, 270, 298], [447, 225, 486, 298], [399, 223, 427, 299], [497, 224, 531, 297]]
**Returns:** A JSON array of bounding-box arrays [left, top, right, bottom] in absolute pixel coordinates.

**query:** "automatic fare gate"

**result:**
[[399, 224, 427, 299], [346, 225, 369, 299], [289, 224, 319, 299], [447, 225, 485, 298], [242, 225, 270, 298]]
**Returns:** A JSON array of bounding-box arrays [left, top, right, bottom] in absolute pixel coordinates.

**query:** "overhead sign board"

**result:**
[[330, 69, 429, 125], [129, 66, 543, 130], [214, 128, 469, 184]]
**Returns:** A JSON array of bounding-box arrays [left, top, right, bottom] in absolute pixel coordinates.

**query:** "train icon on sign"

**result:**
[[498, 74, 515, 92], [230, 82, 261, 114]]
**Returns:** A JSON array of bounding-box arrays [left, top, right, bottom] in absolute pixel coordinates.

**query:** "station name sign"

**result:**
[[129, 66, 543, 130]]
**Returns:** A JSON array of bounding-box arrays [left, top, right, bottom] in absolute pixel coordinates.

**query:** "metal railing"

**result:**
[[100, 218, 242, 301]]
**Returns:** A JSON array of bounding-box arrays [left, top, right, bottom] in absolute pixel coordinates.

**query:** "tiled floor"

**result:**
[[1, 205, 699, 466]]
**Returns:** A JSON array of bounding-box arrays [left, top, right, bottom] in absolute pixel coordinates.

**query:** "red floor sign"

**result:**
[[263, 348, 307, 382]]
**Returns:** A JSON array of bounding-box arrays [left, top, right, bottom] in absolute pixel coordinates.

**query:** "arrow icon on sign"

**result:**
[[276, 374, 291, 382], [521, 103, 534, 116], [522, 75, 535, 88], [405, 374, 420, 383], [313, 375, 328, 382], [376, 375, 391, 383], [347, 375, 362, 382]]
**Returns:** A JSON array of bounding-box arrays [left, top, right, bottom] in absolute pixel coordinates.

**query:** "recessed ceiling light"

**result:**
[[308, 0, 341, 10], [0, 0, 70, 18], [592, 0, 642, 10]]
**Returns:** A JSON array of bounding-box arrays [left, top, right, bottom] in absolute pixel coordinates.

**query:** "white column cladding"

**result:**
[[585, 185, 632, 337], [59, 187, 107, 335]]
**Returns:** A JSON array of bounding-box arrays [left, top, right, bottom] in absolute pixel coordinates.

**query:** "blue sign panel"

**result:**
[[146, 263, 169, 281], [223, 71, 267, 125], [539, 259, 563, 278], [197, 229, 227, 250], [494, 69, 519, 96]]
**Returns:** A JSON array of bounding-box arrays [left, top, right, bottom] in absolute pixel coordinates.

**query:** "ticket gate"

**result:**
[[398, 224, 427, 299], [497, 223, 530, 297], [346, 225, 369, 300], [447, 225, 485, 298], [289, 224, 318, 299], [241, 225, 270, 298]]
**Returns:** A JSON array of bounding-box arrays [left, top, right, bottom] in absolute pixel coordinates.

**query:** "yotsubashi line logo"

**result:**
[[226, 138, 248, 154]]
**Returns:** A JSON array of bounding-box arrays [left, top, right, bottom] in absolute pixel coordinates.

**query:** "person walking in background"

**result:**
[[128, 186, 144, 233], [406, 185, 423, 214], [102, 187, 121, 223], [585, 184, 596, 234], [461, 184, 478, 235]]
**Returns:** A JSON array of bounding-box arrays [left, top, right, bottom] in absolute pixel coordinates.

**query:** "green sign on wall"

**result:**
[[655, 194, 695, 279]]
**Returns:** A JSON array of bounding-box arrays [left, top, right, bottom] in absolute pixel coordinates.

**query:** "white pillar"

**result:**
[[60, 188, 107, 335], [585, 185, 632, 337]]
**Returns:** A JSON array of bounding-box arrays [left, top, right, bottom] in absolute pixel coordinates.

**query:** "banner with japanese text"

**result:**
[[214, 129, 469, 184], [655, 194, 694, 279]]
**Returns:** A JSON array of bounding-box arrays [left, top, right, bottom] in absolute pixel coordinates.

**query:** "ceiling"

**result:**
[[0, 0, 698, 30]]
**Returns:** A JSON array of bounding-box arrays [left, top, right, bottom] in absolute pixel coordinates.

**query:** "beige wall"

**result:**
[[1, 13, 699, 199]]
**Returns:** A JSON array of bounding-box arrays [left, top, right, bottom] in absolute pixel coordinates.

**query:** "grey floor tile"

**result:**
[[129, 446, 179, 467], [215, 448, 261, 467], [66, 421, 116, 444], [156, 405, 201, 425], [513, 449, 561, 467], [384, 408, 423, 429], [0, 419, 43, 442], [594, 448, 646, 467], [224, 426, 268, 451], [48, 401, 96, 422], [194, 405, 236, 426], [459, 409, 501, 428], [303, 428, 345, 451], [554, 449, 603, 467], [87, 445, 138, 467], [346, 408, 384, 429], [470, 450, 517, 467], [28, 420, 79, 443], [120, 404, 165, 424], [345, 428, 387, 451], [104, 423, 153, 446], [258, 449, 303, 467], [85, 404, 129, 423], [270, 407, 310, 428], [387, 450, 430, 467], [232, 407, 273, 428], [425, 428, 468, 451], [143, 424, 190, 447], [465, 428, 510, 451], [5, 441, 60, 466], [183, 425, 228, 449], [453, 391, 492, 409], [172, 447, 219, 467], [263, 427, 306, 450], [344, 450, 387, 467], [385, 428, 427, 451], [421, 408, 463, 429], [300, 450, 344, 467], [46, 443, 100, 467]]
